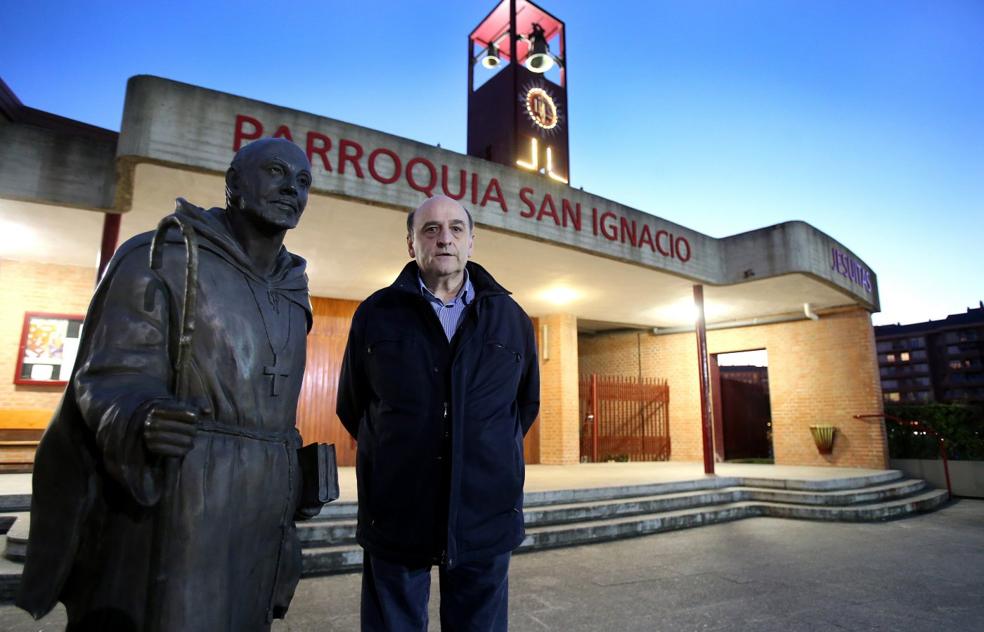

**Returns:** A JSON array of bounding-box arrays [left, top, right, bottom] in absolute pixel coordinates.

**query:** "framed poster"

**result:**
[[13, 312, 84, 386]]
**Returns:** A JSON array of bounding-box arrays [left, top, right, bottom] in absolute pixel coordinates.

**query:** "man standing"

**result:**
[[18, 138, 317, 631], [338, 195, 540, 631]]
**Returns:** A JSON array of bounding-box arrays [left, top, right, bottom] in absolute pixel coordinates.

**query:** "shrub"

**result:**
[[884, 403, 984, 460]]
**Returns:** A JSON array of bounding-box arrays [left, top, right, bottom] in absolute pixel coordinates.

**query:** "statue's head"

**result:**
[[225, 138, 312, 232]]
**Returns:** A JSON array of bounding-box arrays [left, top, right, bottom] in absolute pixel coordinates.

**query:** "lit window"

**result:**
[[885, 392, 901, 402], [900, 351, 910, 362], [886, 353, 896, 363]]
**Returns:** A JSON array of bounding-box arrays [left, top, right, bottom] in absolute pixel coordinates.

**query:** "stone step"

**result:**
[[0, 541, 23, 603], [526, 478, 928, 527], [520, 488, 950, 551], [294, 488, 949, 577], [738, 478, 927, 506], [0, 494, 30, 514], [301, 544, 364, 575], [750, 488, 951, 522], [521, 470, 905, 507], [297, 519, 357, 547], [3, 513, 28, 562], [317, 502, 357, 520], [293, 477, 926, 547], [0, 479, 943, 563], [0, 472, 948, 593]]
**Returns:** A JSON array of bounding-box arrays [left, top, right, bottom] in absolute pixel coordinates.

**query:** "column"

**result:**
[[535, 313, 580, 464]]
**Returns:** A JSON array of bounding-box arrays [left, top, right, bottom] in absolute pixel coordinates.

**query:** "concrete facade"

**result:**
[[0, 74, 890, 470], [116, 76, 877, 308]]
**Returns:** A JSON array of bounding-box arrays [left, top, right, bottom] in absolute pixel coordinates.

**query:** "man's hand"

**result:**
[[142, 402, 198, 458]]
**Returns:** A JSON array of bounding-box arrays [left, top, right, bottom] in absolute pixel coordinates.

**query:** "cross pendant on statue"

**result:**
[[263, 355, 289, 397]]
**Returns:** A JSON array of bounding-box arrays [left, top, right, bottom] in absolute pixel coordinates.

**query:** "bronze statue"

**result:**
[[17, 138, 322, 631]]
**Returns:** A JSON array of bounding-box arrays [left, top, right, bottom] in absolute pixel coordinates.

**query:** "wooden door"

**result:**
[[295, 297, 360, 466]]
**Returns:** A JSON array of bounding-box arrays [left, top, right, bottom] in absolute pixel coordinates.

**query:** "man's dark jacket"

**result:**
[[337, 261, 539, 568]]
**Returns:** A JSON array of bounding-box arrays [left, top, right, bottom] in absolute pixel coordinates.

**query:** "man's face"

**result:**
[[229, 139, 312, 232], [408, 197, 474, 280]]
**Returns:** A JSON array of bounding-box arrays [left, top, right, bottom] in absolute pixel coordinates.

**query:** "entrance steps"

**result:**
[[0, 469, 948, 601]]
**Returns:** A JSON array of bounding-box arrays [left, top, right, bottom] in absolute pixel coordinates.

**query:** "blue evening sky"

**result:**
[[2, 1, 981, 326]]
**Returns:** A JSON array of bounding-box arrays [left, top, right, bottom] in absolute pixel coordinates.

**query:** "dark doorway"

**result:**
[[713, 350, 773, 462]]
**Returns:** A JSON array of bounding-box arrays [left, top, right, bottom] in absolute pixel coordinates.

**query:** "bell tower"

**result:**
[[467, 0, 569, 184]]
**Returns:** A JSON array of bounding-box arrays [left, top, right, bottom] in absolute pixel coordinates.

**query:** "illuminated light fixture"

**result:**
[[524, 23, 556, 73], [516, 137, 538, 170], [545, 147, 567, 183], [655, 297, 728, 326], [540, 286, 579, 305], [0, 219, 39, 255], [517, 138, 567, 183], [480, 41, 501, 69], [525, 87, 558, 130]]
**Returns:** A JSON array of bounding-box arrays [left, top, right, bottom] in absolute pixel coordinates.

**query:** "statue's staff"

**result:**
[[144, 212, 199, 632]]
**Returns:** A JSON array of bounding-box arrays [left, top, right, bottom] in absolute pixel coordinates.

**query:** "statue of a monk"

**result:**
[[18, 137, 317, 631]]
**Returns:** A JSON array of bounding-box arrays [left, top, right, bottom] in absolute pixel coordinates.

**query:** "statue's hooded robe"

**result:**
[[17, 199, 313, 631]]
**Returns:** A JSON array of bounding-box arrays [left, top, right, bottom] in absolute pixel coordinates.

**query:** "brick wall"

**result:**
[[578, 308, 888, 468], [0, 259, 96, 412], [536, 313, 580, 464]]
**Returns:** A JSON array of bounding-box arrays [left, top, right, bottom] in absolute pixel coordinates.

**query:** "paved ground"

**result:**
[[2, 499, 981, 631]]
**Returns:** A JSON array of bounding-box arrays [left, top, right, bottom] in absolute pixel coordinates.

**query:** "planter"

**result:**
[[809, 425, 836, 455]]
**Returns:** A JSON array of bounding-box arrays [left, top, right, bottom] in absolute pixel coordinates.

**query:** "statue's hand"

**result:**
[[142, 402, 199, 458]]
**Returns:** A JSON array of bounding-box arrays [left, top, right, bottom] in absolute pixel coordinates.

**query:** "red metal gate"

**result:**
[[579, 374, 670, 462]]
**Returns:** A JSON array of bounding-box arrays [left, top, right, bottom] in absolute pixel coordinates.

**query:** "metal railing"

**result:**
[[854, 413, 951, 498]]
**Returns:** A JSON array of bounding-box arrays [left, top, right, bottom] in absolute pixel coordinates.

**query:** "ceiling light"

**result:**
[[540, 286, 579, 305], [654, 297, 729, 326], [0, 219, 39, 256]]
